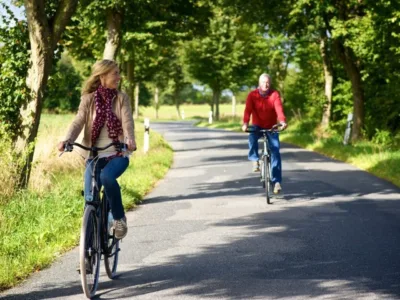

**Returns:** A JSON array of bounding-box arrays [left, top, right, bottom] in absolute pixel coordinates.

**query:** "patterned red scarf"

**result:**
[[91, 85, 123, 146]]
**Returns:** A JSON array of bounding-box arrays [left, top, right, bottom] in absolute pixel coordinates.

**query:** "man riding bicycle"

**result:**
[[242, 73, 287, 194]]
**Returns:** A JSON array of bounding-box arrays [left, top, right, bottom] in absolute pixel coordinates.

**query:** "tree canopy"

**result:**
[[1, 0, 399, 191]]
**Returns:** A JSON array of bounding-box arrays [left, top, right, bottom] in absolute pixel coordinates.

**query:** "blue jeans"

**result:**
[[84, 156, 129, 220], [248, 125, 282, 184]]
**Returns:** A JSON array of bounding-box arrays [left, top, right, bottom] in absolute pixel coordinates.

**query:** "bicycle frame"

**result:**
[[84, 153, 119, 258], [259, 132, 271, 183], [63, 141, 125, 297], [246, 124, 283, 204]]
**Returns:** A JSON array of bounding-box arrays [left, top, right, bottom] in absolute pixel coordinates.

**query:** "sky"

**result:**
[[0, 0, 25, 23]]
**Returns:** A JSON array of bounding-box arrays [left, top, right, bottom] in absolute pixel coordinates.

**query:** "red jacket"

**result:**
[[243, 89, 286, 129]]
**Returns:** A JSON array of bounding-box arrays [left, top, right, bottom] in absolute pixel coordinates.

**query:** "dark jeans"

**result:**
[[84, 156, 129, 220], [248, 125, 282, 184]]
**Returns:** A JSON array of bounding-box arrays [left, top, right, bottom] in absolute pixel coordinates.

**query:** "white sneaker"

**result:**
[[273, 182, 282, 194], [252, 161, 260, 172], [114, 217, 128, 239]]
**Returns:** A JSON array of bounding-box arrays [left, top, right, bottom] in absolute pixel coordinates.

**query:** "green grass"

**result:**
[[0, 114, 173, 290], [195, 115, 400, 188], [280, 121, 400, 187], [139, 104, 245, 121]]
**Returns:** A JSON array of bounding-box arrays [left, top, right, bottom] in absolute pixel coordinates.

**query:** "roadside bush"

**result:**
[[371, 129, 393, 147]]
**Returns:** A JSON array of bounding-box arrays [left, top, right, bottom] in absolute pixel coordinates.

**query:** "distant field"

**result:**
[[139, 104, 246, 120]]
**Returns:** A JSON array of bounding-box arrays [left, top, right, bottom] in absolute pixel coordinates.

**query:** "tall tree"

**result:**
[[184, 7, 255, 120], [18, 0, 78, 188]]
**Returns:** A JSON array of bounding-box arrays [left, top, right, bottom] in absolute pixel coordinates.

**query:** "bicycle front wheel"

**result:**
[[260, 158, 265, 188], [264, 156, 272, 204], [79, 205, 101, 299]]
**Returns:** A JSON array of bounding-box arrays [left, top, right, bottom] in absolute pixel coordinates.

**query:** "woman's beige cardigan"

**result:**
[[64, 91, 135, 158]]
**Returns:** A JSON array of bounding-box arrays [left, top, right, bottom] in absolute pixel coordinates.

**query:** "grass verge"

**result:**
[[0, 114, 173, 291]]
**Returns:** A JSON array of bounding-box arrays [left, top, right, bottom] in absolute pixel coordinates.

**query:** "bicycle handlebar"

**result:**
[[64, 141, 128, 153], [245, 123, 284, 133]]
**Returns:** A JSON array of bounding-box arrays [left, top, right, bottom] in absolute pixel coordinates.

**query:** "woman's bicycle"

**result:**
[[63, 141, 127, 299], [246, 124, 283, 204]]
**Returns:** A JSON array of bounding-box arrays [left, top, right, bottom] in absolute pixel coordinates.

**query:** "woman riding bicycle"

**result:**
[[57, 59, 136, 240]]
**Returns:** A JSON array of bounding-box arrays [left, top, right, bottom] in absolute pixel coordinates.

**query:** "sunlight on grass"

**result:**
[[0, 114, 173, 290], [140, 104, 245, 121], [279, 122, 399, 187]]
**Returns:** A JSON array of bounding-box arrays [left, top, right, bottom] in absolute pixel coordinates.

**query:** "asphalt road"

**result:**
[[2, 121, 400, 300]]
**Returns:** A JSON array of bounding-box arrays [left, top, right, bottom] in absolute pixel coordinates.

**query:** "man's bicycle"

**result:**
[[246, 124, 283, 204], [63, 141, 127, 299]]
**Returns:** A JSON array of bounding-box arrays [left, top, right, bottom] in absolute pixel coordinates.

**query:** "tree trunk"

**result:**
[[232, 94, 236, 117], [19, 55, 52, 189], [134, 82, 140, 119], [213, 89, 220, 121], [175, 91, 181, 119], [154, 86, 159, 119], [103, 9, 123, 60], [320, 36, 334, 129], [126, 60, 135, 109], [334, 40, 364, 141], [18, 0, 78, 189]]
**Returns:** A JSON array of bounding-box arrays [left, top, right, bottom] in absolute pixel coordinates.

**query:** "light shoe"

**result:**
[[114, 217, 128, 240], [273, 182, 282, 194], [252, 161, 260, 172]]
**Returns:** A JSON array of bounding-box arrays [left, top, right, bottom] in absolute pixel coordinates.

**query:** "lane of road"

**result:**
[[3, 121, 400, 299]]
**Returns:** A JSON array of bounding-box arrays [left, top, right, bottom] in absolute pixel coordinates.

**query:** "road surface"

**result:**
[[2, 121, 400, 300]]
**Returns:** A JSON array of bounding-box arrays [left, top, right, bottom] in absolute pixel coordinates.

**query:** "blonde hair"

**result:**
[[82, 59, 119, 95]]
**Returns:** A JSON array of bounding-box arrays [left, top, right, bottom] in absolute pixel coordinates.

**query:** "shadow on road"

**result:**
[[5, 123, 400, 299], [7, 196, 400, 300]]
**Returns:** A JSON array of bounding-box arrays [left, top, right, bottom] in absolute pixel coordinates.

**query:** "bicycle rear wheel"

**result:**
[[79, 205, 101, 299], [264, 156, 272, 204], [104, 212, 120, 279]]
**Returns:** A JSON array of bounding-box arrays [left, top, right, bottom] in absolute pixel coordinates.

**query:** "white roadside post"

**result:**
[[144, 118, 150, 153], [181, 110, 185, 120], [343, 113, 353, 145], [208, 111, 213, 124]]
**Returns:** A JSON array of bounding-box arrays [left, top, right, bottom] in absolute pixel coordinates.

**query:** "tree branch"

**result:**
[[51, 0, 79, 49]]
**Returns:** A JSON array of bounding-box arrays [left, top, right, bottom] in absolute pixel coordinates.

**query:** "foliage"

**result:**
[[226, 0, 400, 142], [283, 40, 325, 120], [330, 79, 353, 130], [137, 83, 152, 107], [44, 52, 82, 112], [183, 9, 244, 92], [64, 0, 212, 78], [183, 6, 267, 119], [371, 129, 393, 147], [0, 4, 30, 140]]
